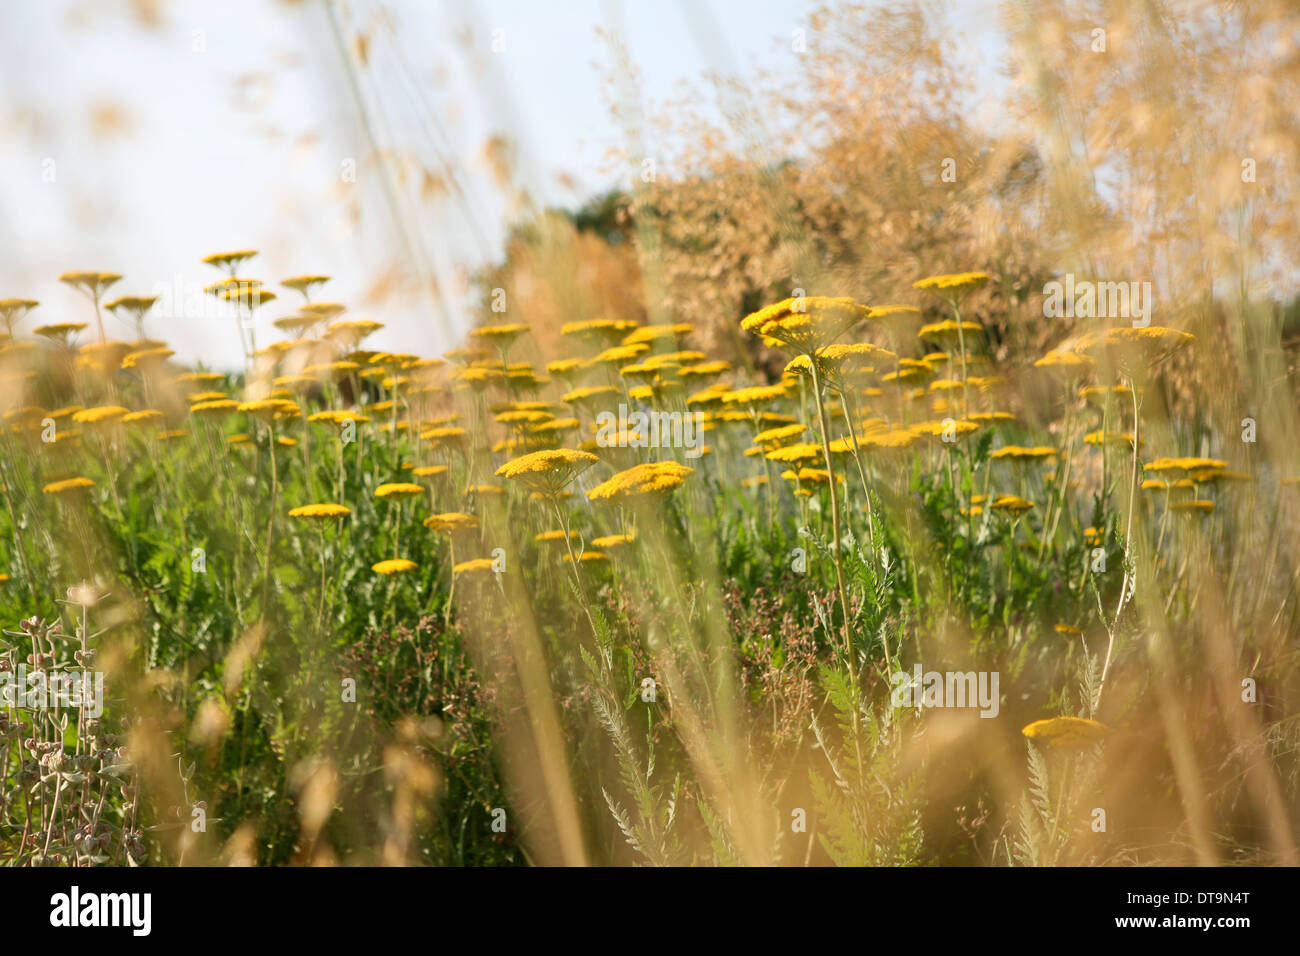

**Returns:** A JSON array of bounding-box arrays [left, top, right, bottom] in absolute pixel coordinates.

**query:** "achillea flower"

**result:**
[[1170, 499, 1215, 514], [866, 304, 922, 319], [765, 442, 824, 464], [560, 318, 639, 341], [561, 385, 619, 406], [587, 461, 694, 502], [535, 529, 580, 542], [781, 467, 842, 485], [43, 477, 95, 495], [753, 423, 808, 446], [741, 297, 869, 354], [424, 512, 479, 534], [372, 558, 418, 575], [721, 384, 788, 407], [190, 399, 241, 416], [912, 272, 990, 292], [201, 250, 258, 273], [1054, 623, 1083, 635], [1034, 349, 1094, 374], [679, 360, 732, 377], [969, 411, 1016, 425], [547, 357, 591, 379], [590, 343, 650, 366], [73, 405, 130, 424], [591, 531, 636, 548], [910, 419, 980, 441], [1084, 430, 1142, 448], [33, 322, 87, 342], [496, 447, 599, 495], [374, 483, 424, 499], [281, 275, 331, 298], [469, 323, 530, 347], [991, 446, 1057, 461], [990, 494, 1034, 513], [1021, 716, 1111, 749], [239, 399, 301, 420], [563, 551, 608, 564], [188, 391, 228, 403], [1082, 326, 1195, 370], [622, 323, 693, 346], [453, 558, 496, 576], [121, 410, 164, 425], [411, 465, 449, 477], [288, 503, 351, 519], [531, 417, 581, 435], [918, 320, 984, 345], [421, 426, 469, 450]]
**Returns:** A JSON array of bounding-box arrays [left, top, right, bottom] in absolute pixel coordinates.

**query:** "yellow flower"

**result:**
[[73, 405, 130, 424], [765, 442, 824, 465], [989, 494, 1034, 513], [43, 477, 95, 495], [375, 482, 424, 499], [587, 461, 694, 502], [1021, 716, 1111, 749], [239, 399, 301, 420], [990, 446, 1057, 461], [469, 323, 530, 346], [424, 512, 479, 534], [622, 323, 693, 346], [535, 529, 580, 542], [121, 410, 164, 425], [561, 385, 619, 406], [453, 558, 496, 576], [1054, 623, 1083, 635], [753, 423, 808, 446], [1083, 430, 1142, 449], [563, 551, 608, 564], [560, 318, 639, 340], [866, 304, 922, 319], [741, 297, 869, 354], [373, 558, 418, 575], [191, 399, 241, 416], [288, 503, 351, 519], [411, 465, 448, 477], [1170, 500, 1215, 514], [918, 319, 984, 345], [591, 531, 636, 548], [720, 384, 788, 407], [201, 250, 259, 273], [912, 272, 990, 292], [496, 448, 599, 495], [33, 322, 88, 340]]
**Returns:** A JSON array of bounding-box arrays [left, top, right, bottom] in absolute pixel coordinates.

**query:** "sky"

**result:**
[[0, 0, 1007, 369]]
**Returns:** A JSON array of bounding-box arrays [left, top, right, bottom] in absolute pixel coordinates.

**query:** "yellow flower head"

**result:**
[[43, 477, 95, 495], [741, 297, 869, 354], [989, 494, 1034, 513], [587, 461, 694, 502], [496, 448, 599, 495], [453, 558, 497, 576], [424, 512, 479, 534], [289, 503, 351, 519], [372, 558, 418, 575], [73, 405, 130, 425], [375, 482, 425, 499], [912, 272, 990, 293], [1021, 716, 1111, 749]]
